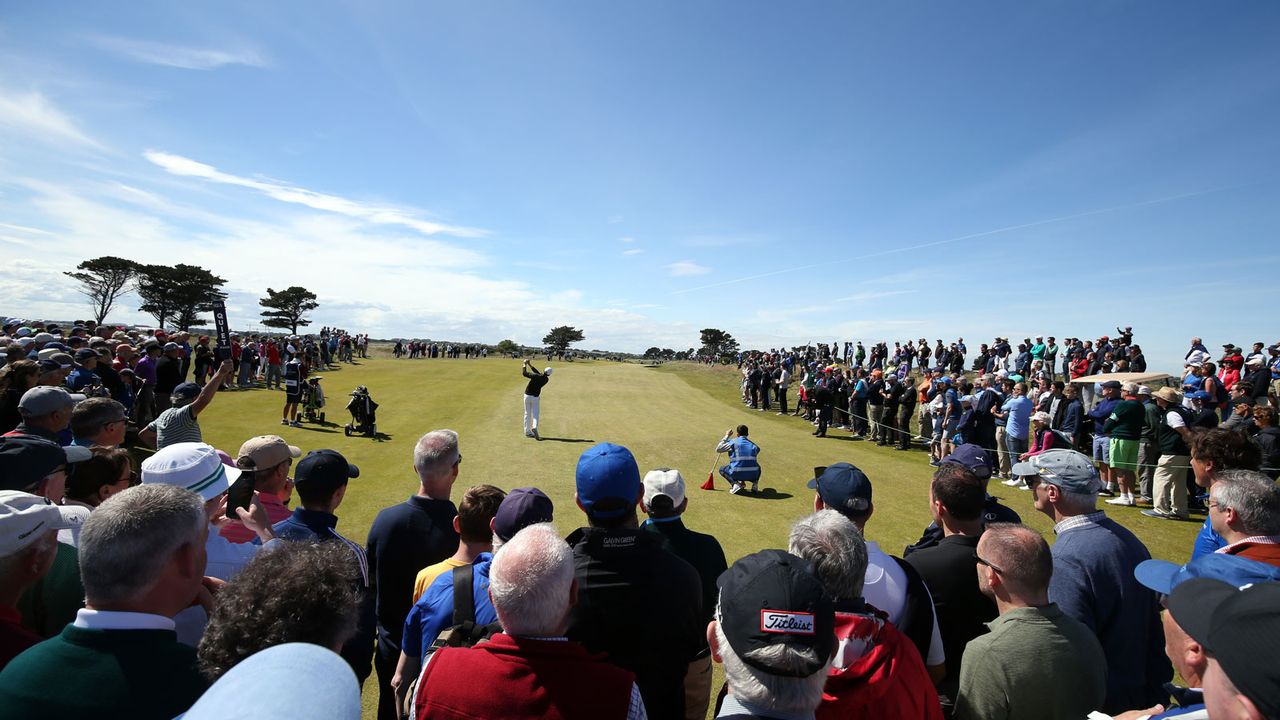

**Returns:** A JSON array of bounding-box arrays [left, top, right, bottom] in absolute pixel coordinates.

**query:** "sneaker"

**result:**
[[290, 420, 301, 428], [1140, 509, 1173, 519], [929, 459, 941, 467], [1015, 481, 1031, 491], [281, 419, 289, 425], [729, 483, 743, 495], [1003, 478, 1021, 486], [750, 483, 759, 494], [1098, 487, 1116, 497], [1138, 496, 1153, 505], [1104, 496, 1135, 506]]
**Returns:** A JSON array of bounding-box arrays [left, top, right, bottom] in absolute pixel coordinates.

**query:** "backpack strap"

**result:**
[[451, 563, 476, 626]]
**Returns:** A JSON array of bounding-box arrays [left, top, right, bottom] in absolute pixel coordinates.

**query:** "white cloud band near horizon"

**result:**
[[144, 150, 489, 238]]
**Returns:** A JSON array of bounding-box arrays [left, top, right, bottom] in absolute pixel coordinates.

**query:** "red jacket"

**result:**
[[414, 633, 635, 720], [817, 606, 943, 720], [1222, 540, 1280, 568]]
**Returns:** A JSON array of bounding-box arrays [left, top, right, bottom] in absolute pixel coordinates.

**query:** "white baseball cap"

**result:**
[[0, 490, 80, 556], [643, 468, 686, 510], [141, 442, 240, 502]]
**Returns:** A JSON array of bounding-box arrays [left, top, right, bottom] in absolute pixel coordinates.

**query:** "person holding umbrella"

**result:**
[[715, 424, 761, 495]]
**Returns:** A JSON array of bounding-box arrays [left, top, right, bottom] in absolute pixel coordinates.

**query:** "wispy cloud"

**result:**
[[666, 260, 711, 277], [622, 248, 643, 256], [619, 237, 635, 243], [0, 87, 103, 149], [831, 290, 916, 303], [89, 36, 268, 70], [144, 150, 488, 238]]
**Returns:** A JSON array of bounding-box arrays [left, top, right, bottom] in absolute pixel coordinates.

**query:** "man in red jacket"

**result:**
[[413, 522, 644, 719], [788, 510, 942, 720]]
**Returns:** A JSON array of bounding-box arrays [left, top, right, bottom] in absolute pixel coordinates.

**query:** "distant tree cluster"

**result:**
[[63, 256, 319, 331]]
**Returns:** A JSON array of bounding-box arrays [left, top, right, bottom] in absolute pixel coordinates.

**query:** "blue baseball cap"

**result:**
[[1189, 390, 1212, 401], [493, 487, 554, 542], [1135, 552, 1280, 596], [575, 443, 640, 518], [807, 462, 872, 518], [942, 444, 992, 480]]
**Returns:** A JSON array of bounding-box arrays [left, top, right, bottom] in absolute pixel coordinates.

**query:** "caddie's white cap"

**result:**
[[643, 468, 686, 509], [141, 442, 239, 502], [0, 490, 79, 556]]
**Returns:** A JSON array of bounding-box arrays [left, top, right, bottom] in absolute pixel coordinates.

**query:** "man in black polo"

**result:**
[[566, 443, 703, 720], [640, 467, 728, 720], [363, 429, 461, 720], [905, 462, 998, 713]]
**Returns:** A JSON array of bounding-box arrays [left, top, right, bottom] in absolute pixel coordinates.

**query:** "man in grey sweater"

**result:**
[[1026, 449, 1171, 714]]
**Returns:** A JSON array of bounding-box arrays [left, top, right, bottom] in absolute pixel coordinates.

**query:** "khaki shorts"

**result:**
[[1110, 437, 1140, 472]]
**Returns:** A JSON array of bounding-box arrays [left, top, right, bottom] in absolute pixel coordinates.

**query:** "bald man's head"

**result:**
[[978, 523, 1053, 594]]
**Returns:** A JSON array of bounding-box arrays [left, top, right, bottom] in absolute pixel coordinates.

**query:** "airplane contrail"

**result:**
[[671, 183, 1258, 295]]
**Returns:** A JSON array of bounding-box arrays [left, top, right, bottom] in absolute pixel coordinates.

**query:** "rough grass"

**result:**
[[196, 354, 1199, 717]]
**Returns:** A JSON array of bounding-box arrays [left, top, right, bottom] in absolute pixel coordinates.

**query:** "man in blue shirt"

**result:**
[[716, 424, 761, 495], [272, 449, 373, 682], [1089, 380, 1124, 496], [995, 382, 1033, 461]]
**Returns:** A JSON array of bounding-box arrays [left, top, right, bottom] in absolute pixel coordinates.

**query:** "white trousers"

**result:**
[[523, 394, 540, 434]]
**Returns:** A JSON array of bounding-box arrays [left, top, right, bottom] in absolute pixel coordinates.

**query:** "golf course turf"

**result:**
[[195, 351, 1199, 717]]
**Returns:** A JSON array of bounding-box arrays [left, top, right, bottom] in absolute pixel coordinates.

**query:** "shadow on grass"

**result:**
[[296, 425, 340, 434], [703, 487, 794, 500], [538, 437, 595, 444]]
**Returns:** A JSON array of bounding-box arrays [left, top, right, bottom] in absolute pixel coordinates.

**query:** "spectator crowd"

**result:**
[[0, 318, 1278, 719]]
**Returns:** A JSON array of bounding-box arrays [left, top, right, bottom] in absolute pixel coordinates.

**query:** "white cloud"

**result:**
[[622, 248, 643, 256], [0, 87, 103, 149], [90, 36, 268, 70], [144, 150, 488, 238], [666, 260, 711, 277], [619, 237, 635, 243]]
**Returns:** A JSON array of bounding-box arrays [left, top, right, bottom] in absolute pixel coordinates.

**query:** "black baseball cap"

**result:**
[[1168, 578, 1280, 718], [294, 450, 359, 493], [717, 550, 835, 678], [493, 488, 554, 542], [1100, 380, 1123, 390], [807, 463, 872, 519], [0, 436, 92, 492]]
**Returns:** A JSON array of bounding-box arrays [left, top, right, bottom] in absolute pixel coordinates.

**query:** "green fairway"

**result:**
[[196, 352, 1200, 717]]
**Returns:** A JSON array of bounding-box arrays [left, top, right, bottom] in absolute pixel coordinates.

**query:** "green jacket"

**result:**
[[0, 624, 207, 720], [1100, 399, 1146, 440], [16, 542, 83, 638]]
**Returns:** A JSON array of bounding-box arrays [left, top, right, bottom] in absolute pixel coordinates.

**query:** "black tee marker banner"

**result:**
[[213, 300, 232, 363]]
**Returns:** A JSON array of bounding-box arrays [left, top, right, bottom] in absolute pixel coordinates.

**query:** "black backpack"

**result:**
[[426, 564, 501, 656]]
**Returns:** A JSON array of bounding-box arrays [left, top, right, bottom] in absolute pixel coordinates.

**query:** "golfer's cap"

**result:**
[[543, 367, 553, 375], [807, 462, 872, 518], [574, 443, 640, 518], [1121, 381, 1139, 395], [1135, 552, 1280, 597], [237, 435, 302, 470], [1016, 449, 1101, 493], [171, 382, 202, 400], [492, 488, 554, 542], [294, 450, 359, 494], [163, 342, 180, 351], [642, 468, 686, 510], [1137, 385, 1152, 396], [18, 386, 75, 416], [142, 442, 240, 502], [73, 348, 97, 363], [1100, 380, 1122, 390], [1246, 357, 1264, 366], [1168, 579, 1280, 718], [1031, 411, 1052, 424], [716, 550, 835, 678], [1189, 390, 1211, 401], [0, 491, 81, 556], [941, 444, 991, 480], [0, 436, 93, 492]]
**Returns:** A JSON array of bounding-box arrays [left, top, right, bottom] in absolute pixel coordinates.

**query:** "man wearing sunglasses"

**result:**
[[955, 523, 1105, 720], [0, 435, 93, 639], [68, 398, 128, 449], [1019, 449, 1169, 714]]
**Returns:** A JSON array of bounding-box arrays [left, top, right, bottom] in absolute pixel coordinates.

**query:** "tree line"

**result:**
[[63, 257, 318, 333]]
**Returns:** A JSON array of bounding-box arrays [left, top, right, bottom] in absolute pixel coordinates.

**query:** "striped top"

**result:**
[[145, 405, 202, 449]]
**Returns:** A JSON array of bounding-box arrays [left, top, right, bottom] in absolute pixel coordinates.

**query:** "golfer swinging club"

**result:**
[[521, 358, 552, 439], [716, 424, 761, 494]]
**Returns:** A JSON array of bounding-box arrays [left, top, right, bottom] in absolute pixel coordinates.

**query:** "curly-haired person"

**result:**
[[197, 541, 360, 681]]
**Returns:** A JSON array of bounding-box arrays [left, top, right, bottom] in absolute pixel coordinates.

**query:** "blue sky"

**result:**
[[1, 1, 1277, 368]]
